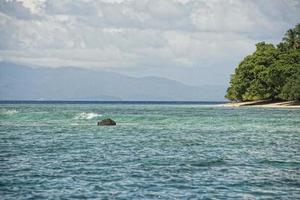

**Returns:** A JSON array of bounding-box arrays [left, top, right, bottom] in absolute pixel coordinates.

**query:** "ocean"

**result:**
[[0, 102, 299, 199]]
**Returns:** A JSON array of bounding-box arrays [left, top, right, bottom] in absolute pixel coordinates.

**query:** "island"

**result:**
[[224, 24, 300, 108]]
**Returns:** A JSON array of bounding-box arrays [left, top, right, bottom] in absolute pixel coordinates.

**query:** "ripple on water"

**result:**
[[0, 103, 300, 199]]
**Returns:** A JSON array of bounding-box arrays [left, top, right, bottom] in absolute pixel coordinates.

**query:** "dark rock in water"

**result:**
[[98, 118, 116, 126]]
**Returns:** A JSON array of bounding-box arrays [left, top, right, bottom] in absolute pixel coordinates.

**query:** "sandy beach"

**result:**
[[220, 100, 300, 108]]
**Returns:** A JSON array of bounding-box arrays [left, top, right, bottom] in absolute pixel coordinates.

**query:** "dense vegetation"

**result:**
[[226, 24, 300, 101]]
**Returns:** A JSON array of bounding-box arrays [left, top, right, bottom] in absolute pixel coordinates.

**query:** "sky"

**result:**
[[0, 0, 300, 86]]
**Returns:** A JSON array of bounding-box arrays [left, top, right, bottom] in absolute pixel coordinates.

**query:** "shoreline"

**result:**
[[220, 100, 300, 108]]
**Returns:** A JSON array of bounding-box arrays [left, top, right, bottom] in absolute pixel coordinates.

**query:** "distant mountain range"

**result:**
[[0, 62, 226, 101]]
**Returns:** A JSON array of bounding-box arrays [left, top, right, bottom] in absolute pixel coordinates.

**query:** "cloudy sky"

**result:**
[[0, 0, 300, 86]]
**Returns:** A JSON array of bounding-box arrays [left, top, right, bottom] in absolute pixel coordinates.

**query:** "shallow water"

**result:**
[[0, 103, 300, 199]]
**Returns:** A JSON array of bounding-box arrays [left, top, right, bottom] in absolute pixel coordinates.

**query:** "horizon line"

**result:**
[[0, 100, 227, 104]]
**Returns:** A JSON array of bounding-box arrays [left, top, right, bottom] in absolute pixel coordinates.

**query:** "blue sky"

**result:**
[[0, 0, 300, 86]]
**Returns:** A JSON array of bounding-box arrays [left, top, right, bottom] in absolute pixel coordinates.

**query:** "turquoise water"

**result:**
[[0, 103, 300, 199]]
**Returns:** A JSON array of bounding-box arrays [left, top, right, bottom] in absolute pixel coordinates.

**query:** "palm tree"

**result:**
[[283, 24, 300, 49], [294, 24, 300, 49], [283, 29, 296, 49]]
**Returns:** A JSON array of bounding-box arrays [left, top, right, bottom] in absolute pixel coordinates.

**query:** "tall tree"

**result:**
[[283, 29, 296, 49], [294, 24, 300, 49], [226, 24, 300, 101]]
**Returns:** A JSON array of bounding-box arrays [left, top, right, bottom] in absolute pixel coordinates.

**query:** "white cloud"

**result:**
[[0, 0, 299, 85], [16, 0, 46, 14]]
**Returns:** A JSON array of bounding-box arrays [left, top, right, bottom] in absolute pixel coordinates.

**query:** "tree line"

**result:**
[[226, 24, 300, 101]]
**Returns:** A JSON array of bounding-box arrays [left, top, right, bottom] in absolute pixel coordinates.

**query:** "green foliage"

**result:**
[[226, 24, 300, 101], [279, 69, 300, 100]]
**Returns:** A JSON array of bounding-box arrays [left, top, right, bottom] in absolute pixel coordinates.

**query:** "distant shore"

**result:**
[[220, 100, 300, 108]]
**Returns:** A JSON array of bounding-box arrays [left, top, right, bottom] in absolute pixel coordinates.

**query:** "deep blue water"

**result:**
[[0, 102, 300, 199]]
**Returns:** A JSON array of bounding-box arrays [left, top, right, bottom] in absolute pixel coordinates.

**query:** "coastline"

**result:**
[[220, 100, 300, 108]]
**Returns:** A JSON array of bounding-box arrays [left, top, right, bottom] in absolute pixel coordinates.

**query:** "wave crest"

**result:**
[[0, 109, 18, 115], [74, 112, 102, 119]]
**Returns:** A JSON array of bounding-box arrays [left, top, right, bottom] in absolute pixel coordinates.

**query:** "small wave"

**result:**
[[74, 112, 102, 120], [259, 159, 300, 166], [0, 109, 18, 115], [190, 158, 226, 167]]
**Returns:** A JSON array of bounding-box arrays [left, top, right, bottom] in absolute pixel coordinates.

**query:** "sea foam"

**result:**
[[0, 109, 18, 115], [74, 112, 102, 119]]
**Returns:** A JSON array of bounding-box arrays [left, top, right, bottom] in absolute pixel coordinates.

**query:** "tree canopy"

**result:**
[[226, 24, 300, 101]]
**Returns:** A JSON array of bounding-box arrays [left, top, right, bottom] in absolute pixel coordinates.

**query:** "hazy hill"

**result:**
[[0, 62, 226, 101]]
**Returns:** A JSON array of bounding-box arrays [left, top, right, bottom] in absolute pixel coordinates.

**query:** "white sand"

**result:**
[[220, 100, 300, 108]]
